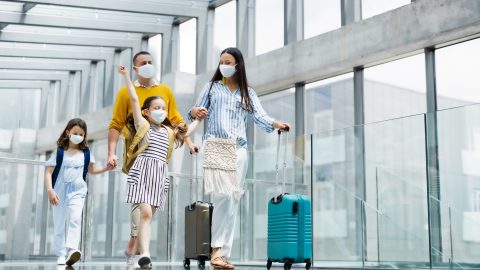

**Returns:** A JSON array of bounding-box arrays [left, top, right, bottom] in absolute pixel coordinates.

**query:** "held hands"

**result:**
[[105, 162, 116, 171], [273, 120, 290, 133], [190, 107, 208, 121], [48, 189, 60, 206], [107, 154, 118, 169]]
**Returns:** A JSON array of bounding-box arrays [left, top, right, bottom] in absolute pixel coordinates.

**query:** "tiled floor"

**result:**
[[0, 261, 274, 270]]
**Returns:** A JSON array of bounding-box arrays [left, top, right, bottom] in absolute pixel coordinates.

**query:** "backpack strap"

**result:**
[[83, 148, 90, 181], [51, 147, 64, 189], [165, 126, 175, 162], [127, 120, 150, 159]]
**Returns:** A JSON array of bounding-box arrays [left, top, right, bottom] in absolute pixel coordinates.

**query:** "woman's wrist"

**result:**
[[189, 108, 197, 119]]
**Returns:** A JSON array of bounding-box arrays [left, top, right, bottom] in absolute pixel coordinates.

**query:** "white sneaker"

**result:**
[[138, 254, 151, 269], [65, 249, 81, 266], [125, 250, 134, 265], [57, 256, 66, 265]]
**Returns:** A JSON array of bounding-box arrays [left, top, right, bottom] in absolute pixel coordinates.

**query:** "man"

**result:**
[[108, 51, 197, 265]]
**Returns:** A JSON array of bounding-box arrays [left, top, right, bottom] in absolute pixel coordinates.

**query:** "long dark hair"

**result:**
[[56, 118, 89, 150], [209, 47, 253, 113], [126, 96, 187, 148]]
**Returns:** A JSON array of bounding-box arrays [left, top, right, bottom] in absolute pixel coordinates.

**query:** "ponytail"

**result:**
[[162, 118, 187, 148], [173, 123, 188, 148]]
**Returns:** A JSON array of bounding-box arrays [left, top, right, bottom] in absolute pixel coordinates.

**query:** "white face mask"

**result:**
[[69, 134, 84, 145], [219, 64, 236, 78], [150, 109, 167, 124], [136, 64, 156, 79]]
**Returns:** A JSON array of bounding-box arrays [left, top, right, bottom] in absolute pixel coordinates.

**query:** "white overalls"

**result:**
[[46, 151, 94, 257]]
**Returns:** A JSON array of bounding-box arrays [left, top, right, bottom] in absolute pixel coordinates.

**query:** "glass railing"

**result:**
[[0, 102, 480, 268], [0, 158, 47, 259]]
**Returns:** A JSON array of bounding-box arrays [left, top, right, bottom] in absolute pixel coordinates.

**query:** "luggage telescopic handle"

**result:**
[[189, 153, 198, 210], [274, 128, 289, 203]]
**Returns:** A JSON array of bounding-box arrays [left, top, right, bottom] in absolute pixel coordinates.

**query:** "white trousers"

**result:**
[[209, 147, 248, 258], [52, 177, 88, 257]]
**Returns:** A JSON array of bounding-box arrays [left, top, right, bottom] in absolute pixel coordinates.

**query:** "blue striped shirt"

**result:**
[[189, 81, 275, 148]]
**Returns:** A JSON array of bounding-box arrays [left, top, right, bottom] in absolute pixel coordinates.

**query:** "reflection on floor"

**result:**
[[0, 261, 272, 270]]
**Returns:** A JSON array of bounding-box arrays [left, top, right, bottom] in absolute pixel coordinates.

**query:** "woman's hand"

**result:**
[[273, 120, 290, 132], [118, 65, 128, 75], [48, 189, 60, 206], [190, 107, 208, 120]]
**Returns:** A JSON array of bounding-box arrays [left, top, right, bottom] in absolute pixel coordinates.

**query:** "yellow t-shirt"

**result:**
[[109, 83, 184, 133]]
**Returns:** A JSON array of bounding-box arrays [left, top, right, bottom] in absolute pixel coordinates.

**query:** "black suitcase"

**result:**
[[183, 155, 213, 269]]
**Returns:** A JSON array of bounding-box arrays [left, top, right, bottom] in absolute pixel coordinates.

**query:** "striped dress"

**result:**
[[126, 124, 170, 210]]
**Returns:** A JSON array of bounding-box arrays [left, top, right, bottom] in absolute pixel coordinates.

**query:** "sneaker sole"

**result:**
[[138, 256, 151, 269], [66, 251, 81, 266]]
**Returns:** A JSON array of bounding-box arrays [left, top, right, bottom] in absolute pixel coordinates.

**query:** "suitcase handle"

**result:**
[[189, 153, 199, 210], [274, 129, 289, 203]]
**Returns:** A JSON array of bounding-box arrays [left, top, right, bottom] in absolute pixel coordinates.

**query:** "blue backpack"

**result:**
[[51, 147, 90, 188]]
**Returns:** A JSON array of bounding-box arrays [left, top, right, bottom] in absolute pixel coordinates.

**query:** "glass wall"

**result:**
[[311, 126, 359, 264], [436, 38, 480, 110], [304, 0, 341, 39], [364, 114, 429, 265], [148, 34, 162, 81], [362, 0, 411, 19], [179, 18, 197, 74], [305, 73, 354, 135], [0, 89, 41, 130], [0, 104, 478, 267], [214, 1, 236, 61], [436, 104, 480, 265], [255, 0, 284, 55], [364, 53, 426, 123], [88, 140, 111, 257], [255, 88, 295, 147]]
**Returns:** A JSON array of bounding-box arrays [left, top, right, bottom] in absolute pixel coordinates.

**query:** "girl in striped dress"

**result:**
[[118, 65, 188, 269]]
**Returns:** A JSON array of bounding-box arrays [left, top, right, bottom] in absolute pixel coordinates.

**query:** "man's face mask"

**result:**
[[136, 64, 155, 79]]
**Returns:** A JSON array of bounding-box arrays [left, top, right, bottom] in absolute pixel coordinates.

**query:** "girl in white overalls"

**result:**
[[44, 118, 112, 266]]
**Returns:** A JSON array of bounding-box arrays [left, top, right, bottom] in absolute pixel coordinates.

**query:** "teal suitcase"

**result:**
[[267, 129, 312, 270], [267, 194, 312, 270]]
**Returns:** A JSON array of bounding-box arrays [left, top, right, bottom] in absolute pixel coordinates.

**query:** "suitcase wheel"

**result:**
[[306, 261, 311, 270], [198, 259, 206, 268], [266, 259, 272, 269], [183, 258, 190, 269], [284, 262, 292, 270]]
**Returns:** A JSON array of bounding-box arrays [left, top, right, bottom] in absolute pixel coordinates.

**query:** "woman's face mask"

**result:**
[[219, 64, 237, 78], [150, 109, 167, 125], [136, 64, 156, 79]]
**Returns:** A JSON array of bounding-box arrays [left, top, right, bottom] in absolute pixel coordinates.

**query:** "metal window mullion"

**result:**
[[424, 47, 442, 266], [294, 83, 306, 191], [284, 0, 304, 45], [341, 0, 362, 26], [237, 0, 256, 58], [353, 66, 367, 262]]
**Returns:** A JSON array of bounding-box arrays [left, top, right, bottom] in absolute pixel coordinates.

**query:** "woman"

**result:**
[[189, 47, 289, 269]]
